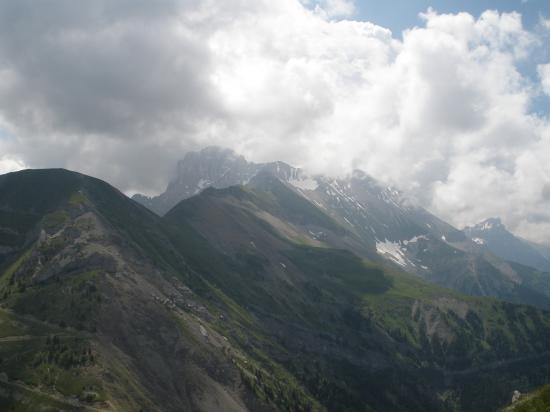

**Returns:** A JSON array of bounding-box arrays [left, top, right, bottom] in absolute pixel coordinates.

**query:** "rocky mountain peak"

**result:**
[[133, 146, 262, 215], [134, 147, 315, 215], [464, 217, 550, 272], [469, 217, 505, 232], [170, 146, 253, 187]]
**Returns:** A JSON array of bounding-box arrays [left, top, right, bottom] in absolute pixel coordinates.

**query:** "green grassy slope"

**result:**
[[0, 169, 275, 411], [501, 384, 550, 411], [165, 181, 550, 412], [0, 308, 107, 411], [3, 169, 550, 411]]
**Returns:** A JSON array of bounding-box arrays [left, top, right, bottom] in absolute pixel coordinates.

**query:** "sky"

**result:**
[[0, 0, 550, 243]]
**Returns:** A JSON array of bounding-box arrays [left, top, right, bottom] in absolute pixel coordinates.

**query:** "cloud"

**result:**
[[0, 1, 549, 243], [0, 154, 26, 175], [300, 0, 355, 18], [316, 0, 356, 18], [538, 63, 550, 95]]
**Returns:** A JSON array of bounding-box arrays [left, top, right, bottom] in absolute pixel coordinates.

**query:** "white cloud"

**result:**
[[0, 1, 549, 242], [0, 156, 26, 175], [538, 63, 550, 95], [300, 0, 355, 18]]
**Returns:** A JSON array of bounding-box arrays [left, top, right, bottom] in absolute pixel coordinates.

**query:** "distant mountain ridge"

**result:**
[[133, 146, 312, 216], [134, 146, 550, 309], [464, 217, 550, 272]]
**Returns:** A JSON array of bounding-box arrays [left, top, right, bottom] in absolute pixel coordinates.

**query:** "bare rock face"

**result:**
[[132, 146, 306, 216], [133, 147, 262, 215]]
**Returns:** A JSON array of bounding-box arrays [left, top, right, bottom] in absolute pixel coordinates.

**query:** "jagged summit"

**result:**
[[132, 146, 399, 217], [133, 147, 550, 306], [133, 146, 259, 215], [132, 146, 313, 216], [464, 217, 550, 272], [172, 146, 251, 185], [466, 217, 505, 232]]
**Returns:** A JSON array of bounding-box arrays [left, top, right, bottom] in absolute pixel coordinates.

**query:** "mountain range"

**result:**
[[134, 147, 550, 310], [1, 149, 550, 410]]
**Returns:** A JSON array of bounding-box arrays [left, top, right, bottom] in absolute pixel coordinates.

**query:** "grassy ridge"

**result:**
[[501, 384, 550, 411], [0, 308, 107, 411], [167, 181, 550, 411], [3, 169, 550, 411]]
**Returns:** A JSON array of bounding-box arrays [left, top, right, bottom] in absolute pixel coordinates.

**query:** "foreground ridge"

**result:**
[[0, 168, 549, 411]]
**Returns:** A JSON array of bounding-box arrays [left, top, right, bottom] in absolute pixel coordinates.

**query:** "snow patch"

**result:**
[[312, 199, 327, 210], [194, 179, 212, 194], [376, 239, 408, 267], [197, 179, 211, 189], [403, 235, 428, 245], [289, 177, 318, 191], [480, 221, 494, 230], [472, 237, 485, 245]]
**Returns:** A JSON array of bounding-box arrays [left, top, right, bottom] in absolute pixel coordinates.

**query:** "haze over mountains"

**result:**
[[1, 0, 550, 409], [134, 147, 550, 309], [464, 218, 550, 273], [1, 148, 550, 410]]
